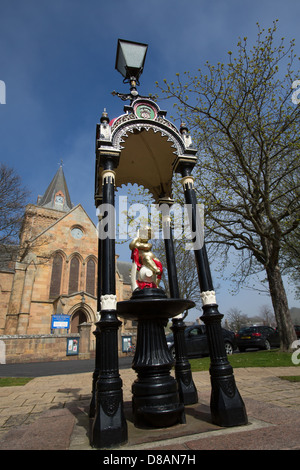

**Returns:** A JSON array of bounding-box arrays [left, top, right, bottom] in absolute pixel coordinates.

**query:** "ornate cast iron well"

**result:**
[[89, 39, 247, 449]]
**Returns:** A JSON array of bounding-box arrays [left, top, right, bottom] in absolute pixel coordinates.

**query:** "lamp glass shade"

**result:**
[[115, 39, 148, 80]]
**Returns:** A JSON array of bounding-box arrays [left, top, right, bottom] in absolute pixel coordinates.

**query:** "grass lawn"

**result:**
[[0, 377, 33, 387], [189, 349, 299, 372], [279, 376, 300, 382]]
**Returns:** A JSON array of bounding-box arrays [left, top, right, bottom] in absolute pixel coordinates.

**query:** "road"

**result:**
[[0, 356, 133, 377]]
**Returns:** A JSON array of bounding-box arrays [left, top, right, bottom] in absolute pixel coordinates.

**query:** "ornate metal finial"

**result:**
[[111, 87, 139, 103], [180, 122, 189, 134], [100, 108, 109, 123], [179, 121, 194, 149]]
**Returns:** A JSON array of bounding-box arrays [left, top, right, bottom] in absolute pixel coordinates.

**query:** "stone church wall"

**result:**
[[0, 166, 135, 363], [0, 333, 82, 363]]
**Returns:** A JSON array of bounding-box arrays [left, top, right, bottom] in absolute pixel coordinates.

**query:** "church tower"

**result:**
[[37, 163, 73, 212], [20, 164, 73, 245]]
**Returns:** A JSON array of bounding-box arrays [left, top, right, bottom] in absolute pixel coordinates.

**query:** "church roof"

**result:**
[[117, 260, 132, 284], [37, 165, 73, 212]]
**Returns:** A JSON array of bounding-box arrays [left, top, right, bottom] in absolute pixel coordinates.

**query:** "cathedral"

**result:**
[[0, 165, 133, 362]]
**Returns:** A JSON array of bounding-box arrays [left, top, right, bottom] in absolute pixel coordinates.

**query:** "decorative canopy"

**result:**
[[95, 97, 197, 203]]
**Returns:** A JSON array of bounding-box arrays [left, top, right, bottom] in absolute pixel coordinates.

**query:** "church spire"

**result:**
[[37, 164, 73, 212]]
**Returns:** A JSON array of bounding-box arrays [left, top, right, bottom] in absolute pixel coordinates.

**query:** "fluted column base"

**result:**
[[91, 312, 127, 448], [201, 305, 248, 427], [132, 317, 185, 428], [171, 318, 198, 405]]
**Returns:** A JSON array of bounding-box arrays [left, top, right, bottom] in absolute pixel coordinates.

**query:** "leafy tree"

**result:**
[[157, 21, 299, 350]]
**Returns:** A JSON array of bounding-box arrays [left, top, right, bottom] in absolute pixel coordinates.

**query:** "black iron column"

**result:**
[[91, 155, 128, 448], [89, 234, 102, 419], [159, 200, 198, 405], [180, 166, 248, 427]]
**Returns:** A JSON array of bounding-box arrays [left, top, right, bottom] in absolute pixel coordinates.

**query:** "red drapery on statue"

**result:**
[[131, 248, 162, 289]]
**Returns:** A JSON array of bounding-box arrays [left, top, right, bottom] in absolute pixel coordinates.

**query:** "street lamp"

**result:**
[[115, 39, 148, 86]]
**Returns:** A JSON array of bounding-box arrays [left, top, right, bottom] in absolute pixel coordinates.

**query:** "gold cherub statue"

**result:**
[[129, 227, 163, 291]]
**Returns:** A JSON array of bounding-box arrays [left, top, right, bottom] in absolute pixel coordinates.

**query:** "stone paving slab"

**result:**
[[0, 408, 76, 450], [0, 366, 299, 451]]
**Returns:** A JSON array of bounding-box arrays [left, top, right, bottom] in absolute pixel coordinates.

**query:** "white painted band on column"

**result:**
[[180, 175, 195, 189], [101, 169, 116, 186], [200, 290, 217, 305], [101, 294, 117, 310]]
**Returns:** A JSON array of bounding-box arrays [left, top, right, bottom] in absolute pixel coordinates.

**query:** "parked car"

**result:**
[[294, 325, 300, 339], [235, 326, 280, 352], [166, 324, 237, 358]]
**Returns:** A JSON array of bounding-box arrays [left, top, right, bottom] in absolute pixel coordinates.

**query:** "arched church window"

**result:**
[[86, 258, 96, 296], [49, 253, 63, 299], [68, 257, 80, 294]]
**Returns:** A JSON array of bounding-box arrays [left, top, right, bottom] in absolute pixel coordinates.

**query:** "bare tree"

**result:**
[[259, 305, 276, 327], [226, 307, 249, 332], [0, 164, 29, 244], [0, 164, 30, 264], [158, 21, 298, 350]]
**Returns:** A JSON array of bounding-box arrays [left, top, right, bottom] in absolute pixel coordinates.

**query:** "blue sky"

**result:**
[[0, 0, 299, 320]]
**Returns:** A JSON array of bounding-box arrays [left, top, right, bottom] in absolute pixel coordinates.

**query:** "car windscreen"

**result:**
[[238, 327, 258, 334]]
